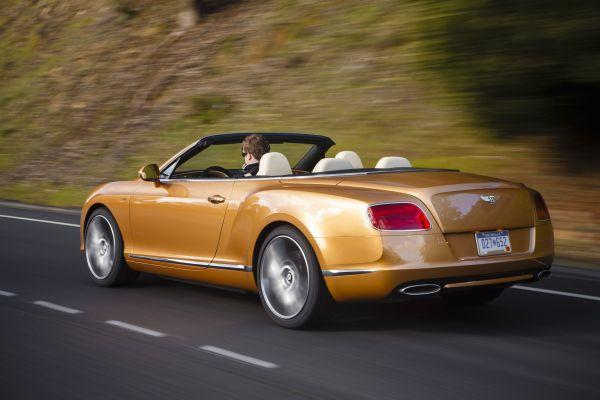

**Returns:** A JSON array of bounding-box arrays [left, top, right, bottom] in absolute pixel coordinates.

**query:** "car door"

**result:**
[[130, 179, 234, 265]]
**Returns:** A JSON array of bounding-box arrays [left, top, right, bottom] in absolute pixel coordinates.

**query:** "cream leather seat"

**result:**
[[257, 152, 293, 176], [312, 158, 353, 173], [375, 156, 412, 168], [335, 151, 363, 169]]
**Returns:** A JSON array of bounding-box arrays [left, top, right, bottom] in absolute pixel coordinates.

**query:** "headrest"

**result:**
[[312, 158, 353, 173], [375, 156, 412, 169], [257, 152, 292, 176], [335, 151, 363, 169]]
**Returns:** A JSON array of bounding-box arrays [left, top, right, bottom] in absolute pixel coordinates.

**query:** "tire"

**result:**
[[442, 287, 505, 306], [84, 207, 139, 287], [257, 226, 332, 329]]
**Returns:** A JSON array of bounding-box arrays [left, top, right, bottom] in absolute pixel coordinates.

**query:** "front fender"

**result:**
[[80, 181, 137, 252]]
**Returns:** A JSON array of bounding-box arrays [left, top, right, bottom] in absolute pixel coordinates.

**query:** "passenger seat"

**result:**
[[375, 156, 412, 168], [257, 152, 293, 176], [335, 151, 363, 169], [312, 158, 353, 173]]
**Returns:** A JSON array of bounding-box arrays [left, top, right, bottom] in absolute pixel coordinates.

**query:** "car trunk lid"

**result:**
[[337, 170, 535, 233]]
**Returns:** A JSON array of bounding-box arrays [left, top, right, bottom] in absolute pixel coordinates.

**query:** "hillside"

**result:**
[[1, 0, 598, 263]]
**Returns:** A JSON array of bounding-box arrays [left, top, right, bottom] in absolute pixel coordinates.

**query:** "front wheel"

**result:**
[[84, 207, 139, 287], [257, 226, 331, 329], [442, 287, 505, 306]]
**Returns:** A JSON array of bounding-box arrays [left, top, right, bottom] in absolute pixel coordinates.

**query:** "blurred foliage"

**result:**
[[188, 93, 235, 124], [112, 0, 140, 20], [194, 0, 246, 16], [419, 0, 600, 169], [0, 0, 598, 262]]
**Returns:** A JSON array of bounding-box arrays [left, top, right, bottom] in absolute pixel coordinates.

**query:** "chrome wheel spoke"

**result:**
[[260, 235, 310, 319], [87, 223, 102, 245], [85, 215, 116, 280]]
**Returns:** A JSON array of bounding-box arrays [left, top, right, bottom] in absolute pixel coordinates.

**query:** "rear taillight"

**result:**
[[531, 190, 551, 220], [367, 203, 431, 230]]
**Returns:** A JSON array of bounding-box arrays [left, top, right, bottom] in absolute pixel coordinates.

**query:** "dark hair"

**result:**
[[242, 134, 270, 160]]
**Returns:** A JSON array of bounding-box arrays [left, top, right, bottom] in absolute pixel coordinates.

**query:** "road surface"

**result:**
[[1, 204, 599, 400]]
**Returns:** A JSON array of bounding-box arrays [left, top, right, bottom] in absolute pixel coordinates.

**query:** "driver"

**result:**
[[242, 134, 270, 176]]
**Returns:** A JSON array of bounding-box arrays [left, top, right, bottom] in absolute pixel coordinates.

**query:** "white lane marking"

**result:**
[[200, 345, 279, 369], [33, 301, 83, 314], [0, 290, 17, 297], [512, 285, 600, 302], [105, 320, 166, 337], [0, 214, 79, 228]]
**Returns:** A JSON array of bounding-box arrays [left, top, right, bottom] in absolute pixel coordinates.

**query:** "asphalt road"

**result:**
[[1, 204, 599, 400]]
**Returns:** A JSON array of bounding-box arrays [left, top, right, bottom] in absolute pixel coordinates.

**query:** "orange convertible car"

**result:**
[[81, 132, 553, 328]]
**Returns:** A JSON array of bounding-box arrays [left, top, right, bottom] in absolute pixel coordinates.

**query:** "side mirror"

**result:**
[[139, 164, 160, 182]]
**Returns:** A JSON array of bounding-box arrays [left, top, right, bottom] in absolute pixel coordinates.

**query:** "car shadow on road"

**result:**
[[323, 292, 596, 337], [113, 274, 597, 337]]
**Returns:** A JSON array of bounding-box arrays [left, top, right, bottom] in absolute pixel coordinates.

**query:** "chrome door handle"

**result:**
[[208, 195, 225, 204]]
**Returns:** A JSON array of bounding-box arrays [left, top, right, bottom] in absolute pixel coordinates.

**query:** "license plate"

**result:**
[[475, 230, 511, 256]]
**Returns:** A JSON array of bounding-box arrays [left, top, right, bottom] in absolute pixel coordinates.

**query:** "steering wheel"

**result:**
[[205, 166, 233, 178]]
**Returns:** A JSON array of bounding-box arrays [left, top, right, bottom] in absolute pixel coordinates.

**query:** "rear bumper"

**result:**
[[389, 266, 550, 300], [323, 257, 552, 302], [320, 222, 554, 302]]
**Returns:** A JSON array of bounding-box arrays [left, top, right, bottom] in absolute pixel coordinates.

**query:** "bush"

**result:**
[[112, 0, 139, 20], [188, 93, 234, 124]]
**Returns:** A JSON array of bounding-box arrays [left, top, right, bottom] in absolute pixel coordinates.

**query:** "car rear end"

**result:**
[[320, 171, 553, 302]]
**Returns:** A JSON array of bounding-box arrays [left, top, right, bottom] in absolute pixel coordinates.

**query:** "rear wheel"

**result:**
[[442, 287, 505, 306], [257, 226, 331, 329], [84, 207, 138, 287]]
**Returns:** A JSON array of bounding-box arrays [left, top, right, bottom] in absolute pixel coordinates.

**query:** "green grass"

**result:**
[[0, 182, 88, 208]]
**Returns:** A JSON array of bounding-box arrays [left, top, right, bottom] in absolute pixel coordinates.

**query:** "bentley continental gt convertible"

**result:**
[[81, 132, 553, 328]]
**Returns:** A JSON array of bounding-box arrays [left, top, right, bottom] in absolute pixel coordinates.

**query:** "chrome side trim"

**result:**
[[128, 254, 210, 267], [209, 262, 253, 272], [321, 269, 379, 277], [127, 254, 251, 272]]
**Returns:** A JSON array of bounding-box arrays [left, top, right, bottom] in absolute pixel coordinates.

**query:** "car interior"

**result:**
[[163, 133, 414, 180]]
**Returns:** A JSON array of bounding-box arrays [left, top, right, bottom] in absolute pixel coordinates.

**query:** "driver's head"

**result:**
[[242, 134, 270, 166]]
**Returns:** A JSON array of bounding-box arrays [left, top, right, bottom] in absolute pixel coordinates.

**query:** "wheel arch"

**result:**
[[83, 202, 109, 229], [250, 219, 326, 286], [251, 221, 288, 284], [80, 202, 110, 251], [80, 199, 130, 253]]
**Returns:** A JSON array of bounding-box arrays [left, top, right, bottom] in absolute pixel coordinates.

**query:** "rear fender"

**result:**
[[241, 187, 418, 269]]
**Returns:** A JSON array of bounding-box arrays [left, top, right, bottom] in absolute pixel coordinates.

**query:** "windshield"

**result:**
[[168, 141, 316, 179]]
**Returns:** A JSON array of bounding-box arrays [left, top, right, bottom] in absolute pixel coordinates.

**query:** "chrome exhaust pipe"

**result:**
[[537, 270, 551, 280], [400, 284, 441, 296]]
